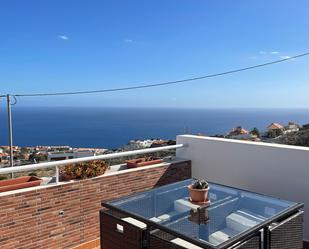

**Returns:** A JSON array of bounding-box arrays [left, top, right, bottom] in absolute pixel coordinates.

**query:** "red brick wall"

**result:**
[[0, 161, 191, 249]]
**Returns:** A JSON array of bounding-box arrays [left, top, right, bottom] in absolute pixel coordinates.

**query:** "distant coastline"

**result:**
[[0, 107, 308, 149]]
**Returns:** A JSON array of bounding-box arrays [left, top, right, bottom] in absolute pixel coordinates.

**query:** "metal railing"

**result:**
[[0, 144, 185, 184]]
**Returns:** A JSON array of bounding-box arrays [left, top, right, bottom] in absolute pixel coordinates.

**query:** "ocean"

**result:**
[[0, 107, 308, 149]]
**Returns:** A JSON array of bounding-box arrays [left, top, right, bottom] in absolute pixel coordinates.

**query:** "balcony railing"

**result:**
[[0, 144, 184, 184]]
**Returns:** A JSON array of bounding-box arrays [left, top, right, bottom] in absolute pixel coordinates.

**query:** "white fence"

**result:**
[[0, 144, 184, 184]]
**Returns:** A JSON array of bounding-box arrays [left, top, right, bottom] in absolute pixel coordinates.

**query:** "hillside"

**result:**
[[275, 129, 309, 147]]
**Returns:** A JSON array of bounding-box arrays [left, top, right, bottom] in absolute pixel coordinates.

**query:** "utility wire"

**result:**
[[2, 51, 309, 98]]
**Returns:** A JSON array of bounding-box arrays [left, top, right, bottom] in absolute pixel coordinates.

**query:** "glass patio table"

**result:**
[[101, 179, 303, 249]]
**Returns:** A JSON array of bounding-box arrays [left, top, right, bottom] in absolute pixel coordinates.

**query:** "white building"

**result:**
[[285, 122, 300, 133], [47, 149, 96, 161], [126, 139, 155, 150]]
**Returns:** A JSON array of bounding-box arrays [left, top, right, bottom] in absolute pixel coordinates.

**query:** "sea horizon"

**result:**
[[0, 106, 308, 149]]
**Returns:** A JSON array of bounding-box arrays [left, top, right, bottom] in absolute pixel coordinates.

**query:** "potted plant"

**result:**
[[188, 179, 210, 204], [60, 160, 108, 181], [0, 176, 42, 193], [126, 156, 163, 169]]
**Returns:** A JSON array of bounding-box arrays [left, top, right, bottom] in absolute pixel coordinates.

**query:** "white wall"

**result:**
[[176, 135, 309, 240]]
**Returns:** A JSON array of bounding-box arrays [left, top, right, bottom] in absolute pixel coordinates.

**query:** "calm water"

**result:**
[[0, 107, 308, 149]]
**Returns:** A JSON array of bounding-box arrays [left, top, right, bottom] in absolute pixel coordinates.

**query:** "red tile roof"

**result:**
[[229, 126, 249, 136], [267, 123, 284, 130]]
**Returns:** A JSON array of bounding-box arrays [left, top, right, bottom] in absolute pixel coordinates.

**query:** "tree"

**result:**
[[267, 129, 283, 138], [167, 140, 176, 145], [29, 152, 47, 162], [20, 147, 28, 154], [302, 123, 309, 130], [250, 128, 260, 138]]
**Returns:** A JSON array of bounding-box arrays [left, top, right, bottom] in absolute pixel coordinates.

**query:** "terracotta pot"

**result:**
[[188, 184, 209, 203], [60, 173, 74, 181], [0, 176, 42, 193], [126, 158, 163, 168]]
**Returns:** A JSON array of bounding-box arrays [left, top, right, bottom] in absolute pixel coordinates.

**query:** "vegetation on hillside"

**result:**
[[275, 125, 309, 147], [267, 129, 283, 138]]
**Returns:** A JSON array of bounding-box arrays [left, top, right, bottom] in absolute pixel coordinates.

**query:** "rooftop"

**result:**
[[267, 122, 285, 130], [0, 135, 308, 249]]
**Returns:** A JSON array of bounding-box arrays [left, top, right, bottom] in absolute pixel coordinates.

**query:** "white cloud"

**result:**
[[259, 51, 280, 55], [250, 50, 285, 60], [280, 55, 291, 59], [124, 38, 133, 43], [58, 35, 69, 40]]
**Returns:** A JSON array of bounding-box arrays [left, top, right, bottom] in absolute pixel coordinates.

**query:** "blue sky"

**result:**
[[0, 0, 309, 108]]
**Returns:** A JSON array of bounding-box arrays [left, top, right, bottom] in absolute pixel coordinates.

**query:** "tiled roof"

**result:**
[[267, 123, 284, 130], [229, 126, 249, 136]]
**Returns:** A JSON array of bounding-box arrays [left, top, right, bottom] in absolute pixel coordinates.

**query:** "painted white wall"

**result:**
[[176, 135, 309, 240], [47, 150, 95, 161]]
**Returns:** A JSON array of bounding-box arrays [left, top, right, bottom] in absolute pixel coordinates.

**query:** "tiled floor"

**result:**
[[80, 245, 309, 249], [73, 239, 309, 249], [89, 244, 309, 249]]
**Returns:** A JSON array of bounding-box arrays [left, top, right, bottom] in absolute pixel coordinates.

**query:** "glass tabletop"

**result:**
[[105, 179, 298, 247]]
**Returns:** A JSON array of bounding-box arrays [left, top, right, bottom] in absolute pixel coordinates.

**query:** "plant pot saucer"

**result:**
[[189, 197, 210, 206]]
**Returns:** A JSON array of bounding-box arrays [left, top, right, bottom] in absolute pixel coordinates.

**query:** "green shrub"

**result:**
[[0, 176, 8, 181], [250, 127, 260, 138], [61, 160, 108, 180], [268, 129, 283, 138]]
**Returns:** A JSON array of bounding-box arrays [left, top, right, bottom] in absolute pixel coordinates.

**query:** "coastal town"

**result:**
[[0, 121, 308, 168], [0, 139, 175, 168], [224, 121, 306, 141]]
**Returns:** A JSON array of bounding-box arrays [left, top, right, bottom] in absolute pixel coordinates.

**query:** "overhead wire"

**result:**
[[1, 51, 308, 98]]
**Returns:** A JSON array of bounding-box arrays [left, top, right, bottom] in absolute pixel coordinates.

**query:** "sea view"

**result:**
[[2, 2, 309, 248], [0, 107, 308, 149]]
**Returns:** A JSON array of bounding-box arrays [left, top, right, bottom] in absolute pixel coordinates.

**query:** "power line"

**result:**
[[2, 51, 309, 98]]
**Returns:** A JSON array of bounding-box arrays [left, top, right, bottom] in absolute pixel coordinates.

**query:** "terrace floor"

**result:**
[[72, 239, 309, 249], [72, 239, 100, 249]]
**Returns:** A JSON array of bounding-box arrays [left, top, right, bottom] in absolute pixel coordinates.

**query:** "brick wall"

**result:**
[[0, 160, 191, 249]]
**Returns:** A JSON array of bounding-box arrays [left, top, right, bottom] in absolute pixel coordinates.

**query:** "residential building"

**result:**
[[227, 126, 256, 140], [150, 139, 169, 147], [228, 126, 249, 136], [48, 149, 96, 161], [36, 145, 72, 151], [267, 122, 284, 132], [127, 139, 154, 149], [303, 123, 309, 130], [285, 121, 301, 133], [0, 152, 8, 163]]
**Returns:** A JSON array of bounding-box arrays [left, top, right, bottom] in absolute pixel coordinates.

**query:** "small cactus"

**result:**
[[192, 179, 209, 189]]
